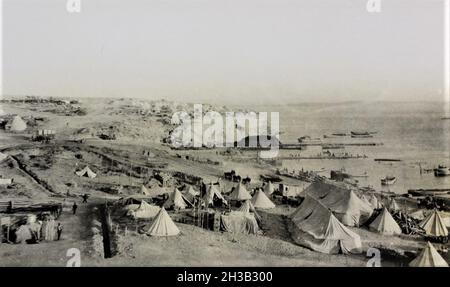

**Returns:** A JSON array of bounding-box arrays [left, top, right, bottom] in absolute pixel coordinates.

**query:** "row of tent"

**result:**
[[135, 195, 449, 266], [75, 165, 276, 210], [125, 180, 449, 265], [139, 182, 277, 210], [123, 183, 277, 236], [290, 181, 449, 266]]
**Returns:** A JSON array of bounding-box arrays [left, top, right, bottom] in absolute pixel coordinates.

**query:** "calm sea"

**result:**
[[251, 101, 450, 194]]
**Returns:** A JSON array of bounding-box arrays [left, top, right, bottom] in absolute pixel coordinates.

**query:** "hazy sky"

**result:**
[[1, 0, 448, 104]]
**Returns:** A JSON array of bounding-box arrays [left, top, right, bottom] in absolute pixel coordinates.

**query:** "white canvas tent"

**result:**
[[221, 211, 260, 234], [369, 207, 402, 235], [369, 194, 382, 209], [291, 195, 362, 254], [304, 181, 373, 226], [202, 184, 227, 206], [419, 209, 449, 237], [229, 183, 252, 201], [360, 194, 372, 208], [146, 207, 180, 236], [388, 198, 400, 212], [409, 242, 449, 267], [263, 181, 275, 195], [164, 188, 192, 210], [8, 115, 27, 132], [251, 189, 275, 209], [127, 200, 160, 219], [75, 166, 97, 178]]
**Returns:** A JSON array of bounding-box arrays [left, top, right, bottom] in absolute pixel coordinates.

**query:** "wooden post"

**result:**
[[6, 224, 10, 243]]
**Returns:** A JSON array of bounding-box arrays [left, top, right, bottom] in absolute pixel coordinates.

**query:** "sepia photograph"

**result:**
[[0, 0, 449, 272]]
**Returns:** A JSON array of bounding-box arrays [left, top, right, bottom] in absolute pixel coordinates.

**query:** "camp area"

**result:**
[[0, 97, 449, 267]]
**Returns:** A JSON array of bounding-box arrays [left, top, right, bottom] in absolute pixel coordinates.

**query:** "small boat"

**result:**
[[351, 131, 370, 135], [351, 131, 373, 138], [297, 136, 322, 144], [331, 133, 347, 136], [434, 165, 450, 177], [374, 158, 402, 162], [381, 176, 397, 185]]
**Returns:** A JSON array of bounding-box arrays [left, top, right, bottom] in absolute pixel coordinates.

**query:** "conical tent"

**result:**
[[369, 207, 402, 235], [369, 194, 382, 209], [388, 198, 400, 212], [291, 195, 362, 254], [202, 184, 227, 206], [75, 166, 97, 178], [304, 181, 373, 226], [263, 182, 275, 195], [9, 115, 27, 132], [164, 188, 192, 209], [229, 183, 252, 201], [360, 195, 372, 208], [140, 185, 151, 195], [419, 209, 449, 237], [129, 200, 160, 219], [409, 242, 449, 267], [147, 207, 180, 236], [251, 189, 275, 209]]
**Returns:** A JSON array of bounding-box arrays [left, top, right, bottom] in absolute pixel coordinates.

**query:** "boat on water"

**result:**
[[374, 158, 402, 162], [351, 131, 374, 138], [297, 136, 322, 144], [381, 176, 397, 185], [331, 133, 347, 136], [434, 165, 450, 177]]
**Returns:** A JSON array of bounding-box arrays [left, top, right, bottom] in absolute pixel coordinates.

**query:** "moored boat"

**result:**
[[434, 165, 450, 177], [381, 176, 397, 185], [298, 136, 322, 144], [351, 131, 373, 138], [331, 133, 347, 136]]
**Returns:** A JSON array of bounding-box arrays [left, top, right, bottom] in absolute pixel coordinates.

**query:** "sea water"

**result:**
[[253, 101, 450, 194]]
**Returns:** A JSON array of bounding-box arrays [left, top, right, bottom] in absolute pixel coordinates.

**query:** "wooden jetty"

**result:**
[[408, 188, 450, 197], [280, 142, 382, 150]]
